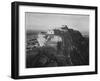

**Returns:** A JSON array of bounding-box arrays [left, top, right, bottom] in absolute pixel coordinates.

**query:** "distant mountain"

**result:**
[[27, 30, 46, 35]]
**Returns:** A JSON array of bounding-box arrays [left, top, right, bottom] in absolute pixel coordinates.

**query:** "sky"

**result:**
[[25, 12, 89, 33]]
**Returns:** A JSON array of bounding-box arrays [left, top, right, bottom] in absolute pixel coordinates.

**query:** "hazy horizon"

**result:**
[[25, 12, 89, 33]]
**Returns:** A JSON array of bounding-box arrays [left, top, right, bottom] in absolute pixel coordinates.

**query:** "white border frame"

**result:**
[[19, 5, 95, 76]]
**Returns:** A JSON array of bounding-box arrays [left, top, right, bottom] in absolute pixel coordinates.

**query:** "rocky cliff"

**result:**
[[26, 25, 89, 68]]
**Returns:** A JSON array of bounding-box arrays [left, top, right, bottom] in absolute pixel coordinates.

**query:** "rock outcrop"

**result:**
[[26, 25, 89, 68]]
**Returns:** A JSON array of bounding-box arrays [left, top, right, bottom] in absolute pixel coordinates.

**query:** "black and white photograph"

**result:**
[[25, 12, 89, 68], [11, 1, 97, 79]]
